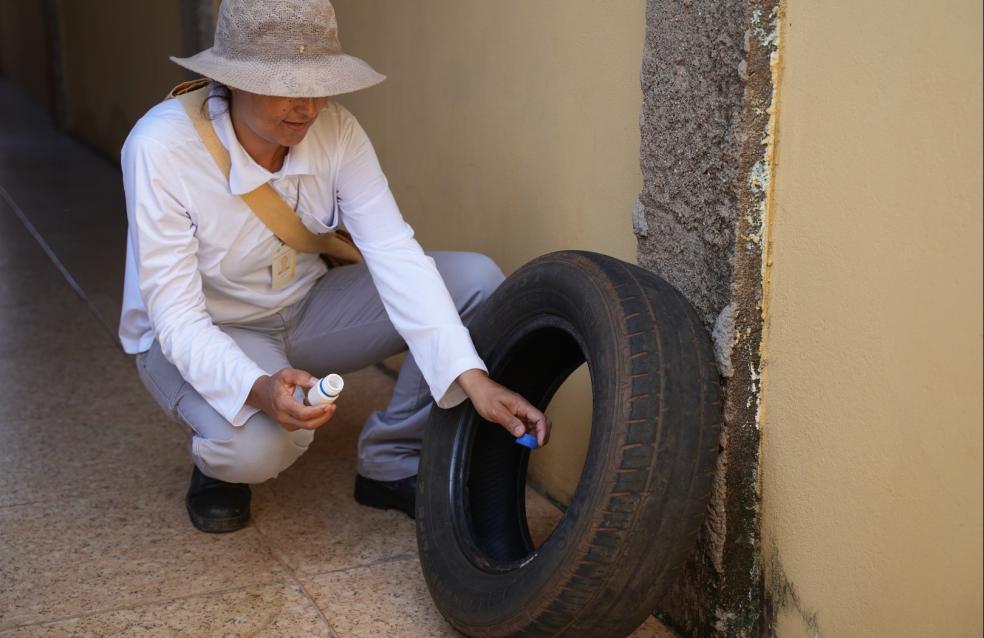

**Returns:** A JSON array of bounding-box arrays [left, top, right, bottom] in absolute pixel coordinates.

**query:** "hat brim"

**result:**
[[170, 48, 385, 98]]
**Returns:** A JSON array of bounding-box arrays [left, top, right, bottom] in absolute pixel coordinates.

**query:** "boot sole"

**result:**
[[185, 502, 250, 533], [354, 477, 415, 519]]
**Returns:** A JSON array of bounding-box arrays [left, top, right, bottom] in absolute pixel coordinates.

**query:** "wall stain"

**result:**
[[764, 542, 822, 637]]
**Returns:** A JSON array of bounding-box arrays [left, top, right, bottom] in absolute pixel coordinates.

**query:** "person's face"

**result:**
[[230, 89, 328, 148]]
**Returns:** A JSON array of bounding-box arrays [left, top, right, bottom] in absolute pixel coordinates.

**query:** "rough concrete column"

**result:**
[[635, 0, 780, 635]]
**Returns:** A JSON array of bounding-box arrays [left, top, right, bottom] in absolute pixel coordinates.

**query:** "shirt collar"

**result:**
[[208, 91, 318, 196]]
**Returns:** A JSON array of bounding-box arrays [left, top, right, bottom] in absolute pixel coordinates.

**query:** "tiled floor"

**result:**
[[0, 80, 673, 637]]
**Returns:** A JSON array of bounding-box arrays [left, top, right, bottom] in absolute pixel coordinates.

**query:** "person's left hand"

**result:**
[[456, 369, 552, 447]]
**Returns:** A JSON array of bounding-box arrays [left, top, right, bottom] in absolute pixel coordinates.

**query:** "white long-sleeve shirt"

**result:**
[[119, 94, 486, 425]]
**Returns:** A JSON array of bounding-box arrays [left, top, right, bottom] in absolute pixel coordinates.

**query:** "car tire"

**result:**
[[416, 251, 721, 638]]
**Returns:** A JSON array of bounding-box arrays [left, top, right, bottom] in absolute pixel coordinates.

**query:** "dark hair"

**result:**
[[201, 81, 232, 120]]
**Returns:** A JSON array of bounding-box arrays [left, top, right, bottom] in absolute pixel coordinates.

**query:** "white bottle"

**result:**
[[307, 373, 344, 406]]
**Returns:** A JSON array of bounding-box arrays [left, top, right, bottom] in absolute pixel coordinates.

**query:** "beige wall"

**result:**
[[331, 0, 645, 503], [57, 0, 187, 157], [332, 0, 643, 271], [760, 1, 983, 636]]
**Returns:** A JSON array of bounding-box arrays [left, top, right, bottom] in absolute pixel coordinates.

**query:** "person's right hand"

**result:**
[[246, 368, 336, 431]]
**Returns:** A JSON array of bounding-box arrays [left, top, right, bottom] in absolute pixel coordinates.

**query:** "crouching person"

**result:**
[[120, 0, 550, 533]]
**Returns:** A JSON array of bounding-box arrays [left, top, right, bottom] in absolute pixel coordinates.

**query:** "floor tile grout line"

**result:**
[[0, 412, 178, 433], [0, 577, 294, 633], [0, 183, 121, 349], [0, 449, 192, 512], [0, 404, 173, 430], [297, 552, 420, 580], [250, 519, 342, 636], [0, 477, 185, 513], [0, 497, 61, 511]]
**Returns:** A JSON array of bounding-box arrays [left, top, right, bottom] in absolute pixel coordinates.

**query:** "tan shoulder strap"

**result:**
[[171, 82, 362, 263]]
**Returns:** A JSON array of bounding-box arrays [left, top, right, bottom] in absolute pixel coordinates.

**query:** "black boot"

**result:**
[[354, 474, 416, 519], [185, 466, 251, 533]]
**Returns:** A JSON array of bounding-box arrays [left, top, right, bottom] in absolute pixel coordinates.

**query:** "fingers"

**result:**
[[282, 395, 329, 422], [273, 367, 328, 426], [279, 403, 336, 431], [456, 373, 553, 446], [263, 368, 336, 431], [516, 402, 551, 447], [277, 367, 318, 389], [272, 388, 334, 430], [484, 395, 551, 446], [498, 409, 526, 437], [297, 403, 336, 430], [480, 402, 522, 437]]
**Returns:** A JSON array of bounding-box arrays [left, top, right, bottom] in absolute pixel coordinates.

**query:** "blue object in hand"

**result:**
[[515, 433, 539, 449]]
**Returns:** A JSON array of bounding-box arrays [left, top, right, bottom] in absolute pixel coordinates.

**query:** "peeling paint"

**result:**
[[759, 9, 783, 288], [748, 159, 770, 195], [717, 0, 783, 633], [755, 4, 790, 638], [752, 0, 782, 500], [750, 6, 780, 50], [631, 197, 649, 238], [746, 0, 782, 435], [712, 303, 737, 378], [747, 362, 762, 420]]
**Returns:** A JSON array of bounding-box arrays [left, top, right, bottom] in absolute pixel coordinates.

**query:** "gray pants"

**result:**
[[135, 251, 504, 484]]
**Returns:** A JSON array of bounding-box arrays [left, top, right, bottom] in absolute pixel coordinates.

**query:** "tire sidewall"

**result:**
[[418, 254, 631, 633]]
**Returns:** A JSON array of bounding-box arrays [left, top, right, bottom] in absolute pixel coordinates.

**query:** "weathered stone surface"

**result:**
[[636, 0, 747, 327], [637, 0, 781, 635]]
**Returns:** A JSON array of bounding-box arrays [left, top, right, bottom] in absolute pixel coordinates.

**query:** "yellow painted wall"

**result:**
[[760, 1, 983, 636], [331, 0, 645, 503]]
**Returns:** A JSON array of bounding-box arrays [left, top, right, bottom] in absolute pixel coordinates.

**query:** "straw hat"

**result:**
[[170, 0, 385, 98]]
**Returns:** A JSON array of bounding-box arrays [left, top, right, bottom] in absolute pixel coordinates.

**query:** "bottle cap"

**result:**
[[515, 433, 538, 449], [308, 373, 345, 406], [320, 373, 344, 398]]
